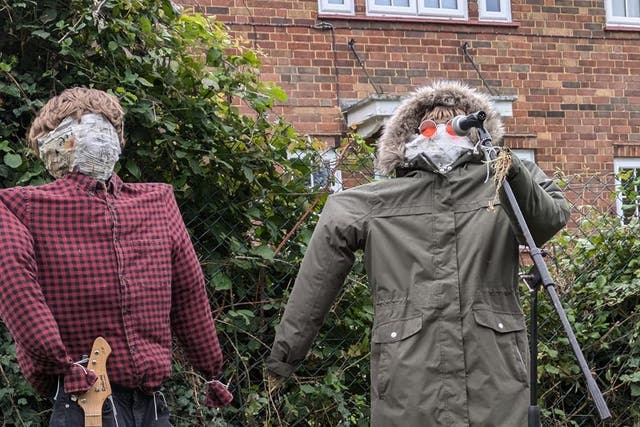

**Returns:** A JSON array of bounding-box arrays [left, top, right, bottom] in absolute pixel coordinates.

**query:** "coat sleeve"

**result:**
[[165, 189, 232, 408], [502, 154, 571, 246], [266, 191, 370, 378]]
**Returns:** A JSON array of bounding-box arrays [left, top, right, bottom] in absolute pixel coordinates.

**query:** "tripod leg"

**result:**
[[524, 268, 542, 427]]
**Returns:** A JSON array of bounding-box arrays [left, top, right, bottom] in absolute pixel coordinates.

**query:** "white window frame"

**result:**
[[366, 0, 468, 19], [605, 0, 640, 26], [418, 0, 467, 19], [367, 0, 416, 16], [288, 149, 343, 193], [318, 0, 355, 14], [478, 0, 512, 22], [613, 157, 640, 223]]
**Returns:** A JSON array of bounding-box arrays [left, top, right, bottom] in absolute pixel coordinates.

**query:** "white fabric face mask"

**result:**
[[37, 114, 121, 181], [404, 124, 474, 172]]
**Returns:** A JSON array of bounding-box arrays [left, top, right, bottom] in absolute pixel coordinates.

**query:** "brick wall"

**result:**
[[180, 0, 640, 179]]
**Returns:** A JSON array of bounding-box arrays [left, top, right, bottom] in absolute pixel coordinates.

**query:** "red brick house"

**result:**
[[183, 0, 640, 216]]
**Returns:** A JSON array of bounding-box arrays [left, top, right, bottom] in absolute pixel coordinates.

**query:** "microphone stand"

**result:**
[[473, 117, 611, 426]]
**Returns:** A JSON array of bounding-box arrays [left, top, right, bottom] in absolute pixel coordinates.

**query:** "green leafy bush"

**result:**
[[534, 194, 640, 425], [0, 1, 324, 425]]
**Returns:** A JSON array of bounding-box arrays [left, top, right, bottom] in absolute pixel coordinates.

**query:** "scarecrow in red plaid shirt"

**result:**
[[0, 88, 233, 426]]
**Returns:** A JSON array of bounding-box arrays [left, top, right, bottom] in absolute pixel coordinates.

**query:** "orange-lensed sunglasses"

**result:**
[[418, 119, 457, 138]]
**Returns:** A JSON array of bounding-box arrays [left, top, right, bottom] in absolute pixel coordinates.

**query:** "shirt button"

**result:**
[[390, 332, 397, 338], [130, 345, 137, 354], [498, 322, 504, 329]]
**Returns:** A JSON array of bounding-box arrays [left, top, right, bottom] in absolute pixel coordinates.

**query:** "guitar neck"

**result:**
[[84, 413, 103, 427]]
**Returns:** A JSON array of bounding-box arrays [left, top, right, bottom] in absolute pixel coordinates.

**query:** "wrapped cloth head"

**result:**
[[37, 113, 121, 181]]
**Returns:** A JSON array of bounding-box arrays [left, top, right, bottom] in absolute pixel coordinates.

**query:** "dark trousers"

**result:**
[[49, 382, 172, 427]]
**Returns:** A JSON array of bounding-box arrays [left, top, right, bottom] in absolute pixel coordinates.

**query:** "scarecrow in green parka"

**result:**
[[266, 80, 570, 426]]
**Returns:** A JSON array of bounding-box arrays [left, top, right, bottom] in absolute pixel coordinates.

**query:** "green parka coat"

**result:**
[[267, 81, 570, 426]]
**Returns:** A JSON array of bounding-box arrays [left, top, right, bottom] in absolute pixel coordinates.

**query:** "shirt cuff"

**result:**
[[63, 364, 98, 395], [205, 379, 233, 408]]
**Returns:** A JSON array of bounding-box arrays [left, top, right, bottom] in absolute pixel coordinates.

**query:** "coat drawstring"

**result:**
[[53, 376, 61, 401], [72, 355, 90, 375], [153, 390, 167, 420], [107, 395, 119, 427]]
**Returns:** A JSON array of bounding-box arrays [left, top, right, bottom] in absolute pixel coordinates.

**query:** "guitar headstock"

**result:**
[[77, 337, 112, 427]]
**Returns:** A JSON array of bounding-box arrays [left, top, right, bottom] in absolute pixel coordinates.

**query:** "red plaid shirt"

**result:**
[[0, 173, 232, 407]]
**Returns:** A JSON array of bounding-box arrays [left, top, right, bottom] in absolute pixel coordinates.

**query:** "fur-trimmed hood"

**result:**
[[376, 80, 504, 175]]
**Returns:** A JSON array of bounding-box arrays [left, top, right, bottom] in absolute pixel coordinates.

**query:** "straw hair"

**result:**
[[28, 87, 125, 152], [421, 105, 466, 123]]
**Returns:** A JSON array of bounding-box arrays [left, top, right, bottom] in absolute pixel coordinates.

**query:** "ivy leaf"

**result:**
[[31, 30, 50, 39], [264, 84, 288, 102], [137, 77, 154, 87], [125, 158, 141, 179], [40, 8, 57, 24], [250, 245, 274, 261], [3, 153, 22, 169], [211, 273, 232, 291], [139, 16, 152, 34], [242, 165, 254, 182]]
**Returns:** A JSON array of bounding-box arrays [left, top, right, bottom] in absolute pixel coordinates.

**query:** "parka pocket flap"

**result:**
[[372, 205, 434, 218], [473, 309, 525, 334], [372, 315, 422, 344]]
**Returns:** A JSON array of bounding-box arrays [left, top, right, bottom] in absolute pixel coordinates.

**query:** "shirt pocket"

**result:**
[[371, 314, 423, 398], [120, 239, 172, 288], [472, 308, 529, 384]]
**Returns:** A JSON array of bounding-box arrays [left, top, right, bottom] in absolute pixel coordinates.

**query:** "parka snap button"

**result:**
[[498, 322, 504, 329], [390, 332, 397, 338]]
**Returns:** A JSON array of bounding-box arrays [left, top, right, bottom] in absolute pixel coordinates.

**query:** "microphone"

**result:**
[[450, 111, 487, 136]]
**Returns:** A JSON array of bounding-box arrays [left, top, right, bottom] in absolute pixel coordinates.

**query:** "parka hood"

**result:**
[[376, 80, 504, 175]]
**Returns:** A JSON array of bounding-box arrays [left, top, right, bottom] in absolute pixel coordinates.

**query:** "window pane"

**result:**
[[630, 0, 640, 17], [376, 0, 392, 5], [486, 0, 501, 12], [425, 0, 439, 7], [393, 0, 410, 5], [328, 0, 344, 4], [612, 0, 626, 16], [442, 0, 457, 9], [619, 168, 640, 223]]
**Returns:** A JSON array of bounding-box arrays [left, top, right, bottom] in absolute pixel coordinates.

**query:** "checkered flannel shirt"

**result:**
[[0, 173, 232, 407]]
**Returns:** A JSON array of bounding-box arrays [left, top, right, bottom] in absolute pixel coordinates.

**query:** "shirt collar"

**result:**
[[63, 172, 123, 196]]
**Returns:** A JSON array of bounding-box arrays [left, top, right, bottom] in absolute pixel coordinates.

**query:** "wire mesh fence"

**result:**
[[182, 148, 639, 427], [1, 148, 636, 426]]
